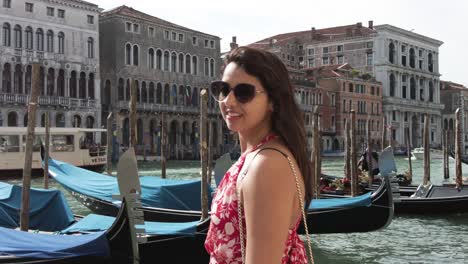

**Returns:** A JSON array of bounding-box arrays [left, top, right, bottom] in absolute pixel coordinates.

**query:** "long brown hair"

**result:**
[[224, 46, 313, 206]]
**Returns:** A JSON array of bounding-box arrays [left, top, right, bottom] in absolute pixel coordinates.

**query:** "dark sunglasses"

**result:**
[[210, 81, 265, 104]]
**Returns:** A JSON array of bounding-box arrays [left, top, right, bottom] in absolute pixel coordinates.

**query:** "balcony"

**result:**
[[0, 93, 97, 110], [116, 101, 220, 115], [383, 97, 444, 110]]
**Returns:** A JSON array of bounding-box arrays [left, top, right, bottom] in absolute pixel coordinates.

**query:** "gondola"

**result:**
[[1, 148, 211, 264], [44, 151, 394, 234]]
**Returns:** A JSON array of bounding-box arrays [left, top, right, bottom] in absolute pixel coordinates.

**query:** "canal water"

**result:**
[[4, 156, 468, 264]]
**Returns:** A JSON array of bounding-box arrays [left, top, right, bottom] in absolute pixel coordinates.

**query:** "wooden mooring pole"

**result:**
[[345, 119, 351, 180], [312, 106, 320, 198], [366, 117, 373, 185], [423, 114, 430, 186], [443, 129, 449, 180], [455, 108, 463, 190], [20, 63, 40, 231], [129, 80, 137, 148], [200, 89, 209, 220], [381, 116, 387, 152], [43, 112, 50, 189], [350, 110, 358, 196], [405, 127, 413, 183], [106, 112, 113, 175], [207, 121, 213, 184], [161, 113, 166, 179]]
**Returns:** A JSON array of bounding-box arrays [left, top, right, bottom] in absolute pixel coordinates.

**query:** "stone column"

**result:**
[[22, 65, 27, 95], [54, 68, 58, 96], [64, 71, 69, 97]]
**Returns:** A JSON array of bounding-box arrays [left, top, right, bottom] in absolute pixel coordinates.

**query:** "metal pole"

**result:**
[[43, 112, 50, 189], [200, 89, 209, 220], [312, 106, 320, 198], [345, 119, 351, 180], [207, 121, 213, 184], [161, 113, 166, 179], [443, 129, 449, 180], [381, 116, 387, 152], [129, 79, 137, 148], [20, 63, 40, 231]]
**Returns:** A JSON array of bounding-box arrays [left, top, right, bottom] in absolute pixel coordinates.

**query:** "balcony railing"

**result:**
[[0, 93, 97, 109]]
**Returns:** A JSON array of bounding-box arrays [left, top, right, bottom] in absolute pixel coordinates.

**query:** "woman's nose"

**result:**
[[223, 90, 237, 107]]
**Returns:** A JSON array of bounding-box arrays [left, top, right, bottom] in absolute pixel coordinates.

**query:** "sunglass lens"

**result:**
[[210, 81, 229, 101], [234, 84, 256, 103]]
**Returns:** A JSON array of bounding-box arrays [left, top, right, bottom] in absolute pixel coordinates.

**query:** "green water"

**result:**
[[4, 157, 468, 263]]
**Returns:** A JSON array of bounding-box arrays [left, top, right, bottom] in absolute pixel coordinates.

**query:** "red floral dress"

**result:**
[[205, 134, 308, 264]]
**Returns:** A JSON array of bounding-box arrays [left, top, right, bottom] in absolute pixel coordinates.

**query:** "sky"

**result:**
[[93, 0, 468, 87]]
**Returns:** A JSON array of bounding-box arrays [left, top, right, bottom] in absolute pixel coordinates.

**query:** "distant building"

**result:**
[[249, 21, 444, 150], [99, 6, 222, 159], [0, 0, 101, 129], [305, 63, 383, 152], [440, 81, 468, 153]]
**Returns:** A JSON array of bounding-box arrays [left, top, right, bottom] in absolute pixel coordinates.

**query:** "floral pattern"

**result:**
[[205, 134, 308, 264]]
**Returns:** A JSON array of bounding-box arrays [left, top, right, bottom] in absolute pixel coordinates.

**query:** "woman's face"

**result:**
[[219, 62, 272, 134]]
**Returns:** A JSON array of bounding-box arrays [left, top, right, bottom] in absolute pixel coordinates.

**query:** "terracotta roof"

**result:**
[[441, 81, 467, 90], [101, 5, 219, 38], [248, 23, 377, 49], [305, 64, 353, 78]]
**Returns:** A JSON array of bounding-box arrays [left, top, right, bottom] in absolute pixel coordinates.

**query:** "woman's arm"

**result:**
[[241, 149, 298, 264]]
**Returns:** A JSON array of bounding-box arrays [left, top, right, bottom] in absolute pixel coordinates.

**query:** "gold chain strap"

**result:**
[[236, 156, 314, 264]]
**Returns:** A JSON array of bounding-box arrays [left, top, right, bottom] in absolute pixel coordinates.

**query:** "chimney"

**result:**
[[368, 20, 374, 29], [356, 22, 362, 28], [311, 27, 316, 40], [230, 36, 238, 50]]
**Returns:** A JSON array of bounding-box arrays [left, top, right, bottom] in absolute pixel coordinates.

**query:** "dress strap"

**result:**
[[241, 147, 288, 180]]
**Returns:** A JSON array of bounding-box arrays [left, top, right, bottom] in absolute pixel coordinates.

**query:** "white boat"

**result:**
[[412, 147, 443, 160], [0, 127, 106, 173]]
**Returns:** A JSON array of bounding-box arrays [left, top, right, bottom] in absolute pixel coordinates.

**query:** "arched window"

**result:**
[[149, 82, 155, 104], [3, 23, 10, 46], [163, 51, 169, 71], [56, 113, 65, 127], [389, 42, 395, 64], [428, 53, 433, 72], [192, 87, 198, 106], [87, 37, 94, 58], [210, 59, 215, 77], [73, 115, 81, 128], [47, 68, 55, 96], [69, 71, 77, 98], [148, 48, 155, 69], [171, 52, 177, 72], [141, 82, 147, 103], [2, 63, 11, 93], [171, 84, 177, 105], [25, 65, 32, 95], [410, 77, 416, 100], [429, 81, 434, 102], [156, 83, 162, 104], [192, 56, 198, 75], [88, 73, 94, 99], [58, 32, 64, 54], [79, 72, 86, 99], [349, 83, 353, 93], [46, 30, 54, 52], [36, 28, 44, 51], [132, 45, 139, 65], [179, 85, 185, 106], [14, 25, 21, 48], [7, 112, 18, 127], [204, 58, 209, 76], [409, 48, 415, 68], [185, 54, 191, 74], [13, 64, 22, 94], [25, 27, 33, 50], [125, 79, 130, 101], [118, 78, 124, 101], [125, 43, 131, 65], [389, 74, 395, 97], [178, 53, 184, 72], [164, 84, 170, 104], [137, 119, 143, 145], [57, 69, 65, 96], [156, 50, 162, 70]]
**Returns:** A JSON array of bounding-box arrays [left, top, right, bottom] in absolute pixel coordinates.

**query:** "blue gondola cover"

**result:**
[[0, 182, 74, 231]]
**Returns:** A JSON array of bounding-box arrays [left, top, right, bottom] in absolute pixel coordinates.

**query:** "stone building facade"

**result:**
[[373, 24, 444, 149], [440, 81, 468, 153], [306, 64, 383, 152], [0, 0, 101, 129], [249, 21, 444, 150], [99, 6, 222, 159]]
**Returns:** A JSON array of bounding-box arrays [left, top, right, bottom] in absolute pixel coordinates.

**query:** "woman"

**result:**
[[204, 47, 314, 264]]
